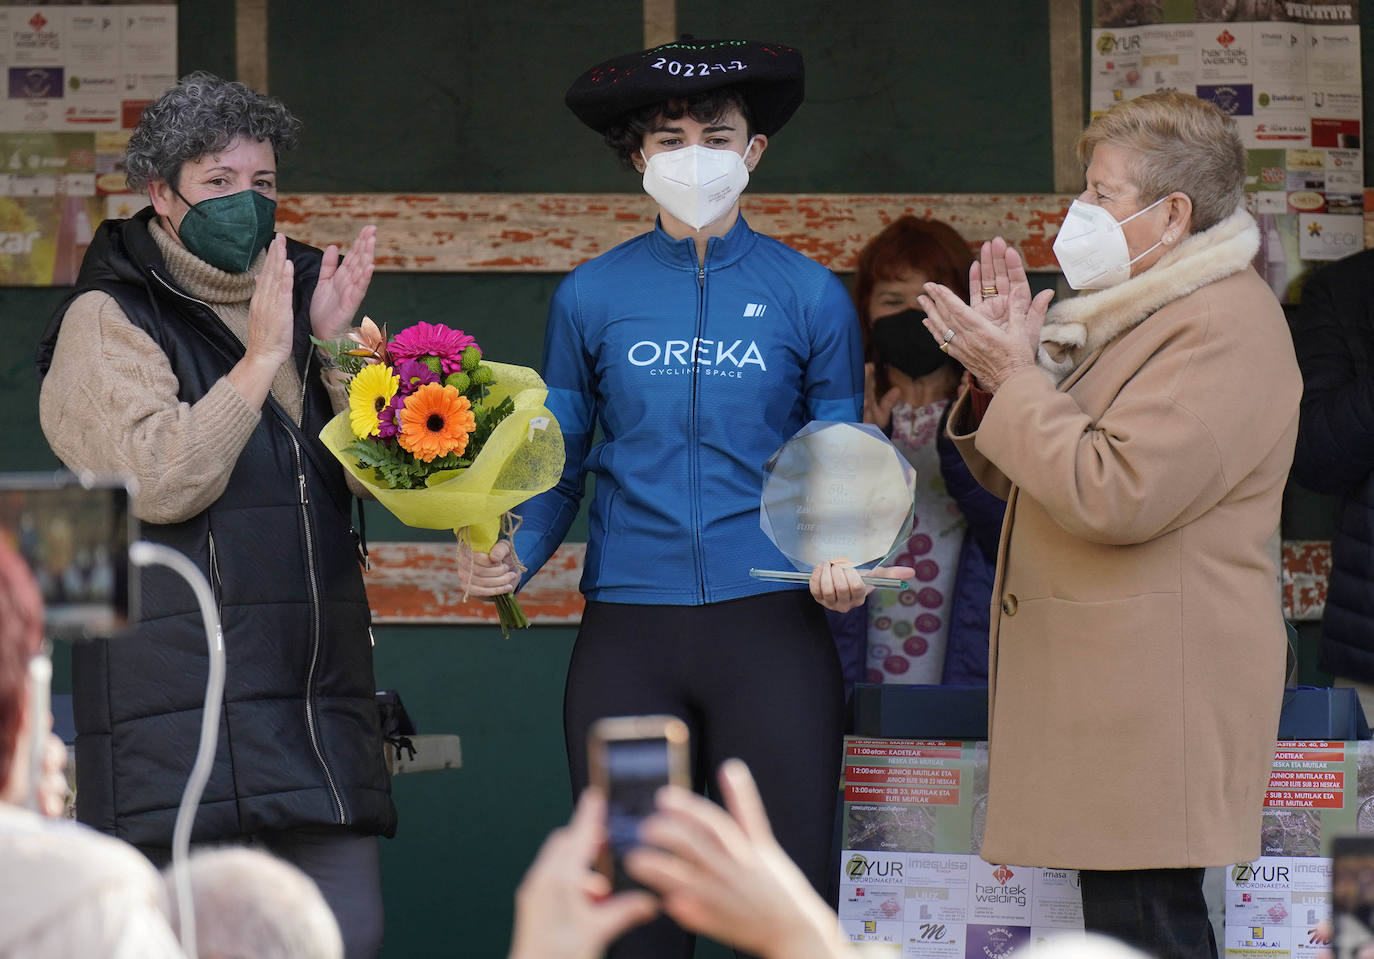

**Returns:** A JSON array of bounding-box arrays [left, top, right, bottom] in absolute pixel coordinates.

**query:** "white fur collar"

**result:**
[[1037, 207, 1260, 381]]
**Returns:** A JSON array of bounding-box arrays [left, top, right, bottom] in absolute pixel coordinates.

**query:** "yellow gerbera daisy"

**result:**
[[397, 383, 476, 462], [348, 363, 400, 438]]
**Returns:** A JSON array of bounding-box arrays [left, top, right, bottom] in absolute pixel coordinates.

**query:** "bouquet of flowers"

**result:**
[[316, 318, 564, 636]]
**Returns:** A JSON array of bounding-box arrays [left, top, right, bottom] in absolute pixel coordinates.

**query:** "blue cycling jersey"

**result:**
[[514, 215, 863, 605]]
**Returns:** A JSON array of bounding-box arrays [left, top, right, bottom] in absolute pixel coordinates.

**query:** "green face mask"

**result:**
[[172, 187, 277, 273]]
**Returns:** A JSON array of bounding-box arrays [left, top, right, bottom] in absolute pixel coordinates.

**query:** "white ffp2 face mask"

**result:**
[[1052, 194, 1170, 290], [641, 138, 755, 230]]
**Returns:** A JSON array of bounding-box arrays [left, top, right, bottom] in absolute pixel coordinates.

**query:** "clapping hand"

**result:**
[[919, 238, 1054, 393], [310, 225, 377, 341], [246, 233, 295, 369], [970, 237, 1016, 327], [863, 362, 901, 431]]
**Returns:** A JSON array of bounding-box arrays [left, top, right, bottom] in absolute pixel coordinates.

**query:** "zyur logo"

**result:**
[[845, 853, 903, 881], [743, 303, 768, 317]]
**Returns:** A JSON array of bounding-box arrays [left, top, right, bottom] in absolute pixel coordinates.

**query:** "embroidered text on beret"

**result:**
[[565, 38, 805, 136]]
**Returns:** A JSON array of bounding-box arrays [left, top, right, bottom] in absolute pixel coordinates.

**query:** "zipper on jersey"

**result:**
[[689, 242, 709, 604]]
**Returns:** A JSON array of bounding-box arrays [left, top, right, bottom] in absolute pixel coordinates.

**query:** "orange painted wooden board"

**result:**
[[276, 193, 1077, 273], [364, 541, 585, 626], [363, 538, 1331, 625], [1284, 539, 1331, 623]]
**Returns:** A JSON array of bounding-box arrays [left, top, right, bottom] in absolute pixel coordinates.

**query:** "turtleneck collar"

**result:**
[[148, 218, 266, 306]]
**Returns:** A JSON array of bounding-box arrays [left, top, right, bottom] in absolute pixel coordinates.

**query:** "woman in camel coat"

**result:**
[[814, 91, 1301, 959]]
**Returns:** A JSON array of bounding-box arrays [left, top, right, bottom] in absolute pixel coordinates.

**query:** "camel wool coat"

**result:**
[[949, 209, 1300, 870]]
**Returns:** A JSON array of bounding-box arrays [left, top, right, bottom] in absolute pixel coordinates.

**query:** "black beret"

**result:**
[[565, 38, 805, 137]]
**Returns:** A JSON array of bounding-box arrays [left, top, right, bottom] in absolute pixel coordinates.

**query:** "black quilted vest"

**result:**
[[36, 208, 396, 846]]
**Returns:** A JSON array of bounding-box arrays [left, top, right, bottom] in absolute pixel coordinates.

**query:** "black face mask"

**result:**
[[871, 309, 951, 380]]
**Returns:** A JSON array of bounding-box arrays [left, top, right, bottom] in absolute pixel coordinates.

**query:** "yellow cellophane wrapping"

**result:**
[[319, 361, 564, 552]]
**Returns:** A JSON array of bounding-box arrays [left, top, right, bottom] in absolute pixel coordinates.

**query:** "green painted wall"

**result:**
[[2, 2, 1366, 955]]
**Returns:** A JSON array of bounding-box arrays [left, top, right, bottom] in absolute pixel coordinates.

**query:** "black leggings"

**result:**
[[565, 590, 845, 959]]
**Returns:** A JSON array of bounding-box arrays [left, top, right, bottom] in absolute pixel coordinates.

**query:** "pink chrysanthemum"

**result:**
[[388, 322, 478, 376]]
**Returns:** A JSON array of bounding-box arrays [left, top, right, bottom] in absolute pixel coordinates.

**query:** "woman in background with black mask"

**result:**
[[837, 217, 1003, 688]]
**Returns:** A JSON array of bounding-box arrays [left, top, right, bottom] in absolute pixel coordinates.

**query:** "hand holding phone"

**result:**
[[508, 788, 658, 959], [586, 715, 690, 891], [1333, 837, 1374, 959]]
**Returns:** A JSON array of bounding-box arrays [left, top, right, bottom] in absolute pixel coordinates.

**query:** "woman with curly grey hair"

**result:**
[[35, 72, 394, 959]]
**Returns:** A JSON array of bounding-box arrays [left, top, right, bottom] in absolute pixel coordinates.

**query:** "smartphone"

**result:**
[[587, 714, 690, 891], [0, 473, 138, 640], [1332, 836, 1374, 959]]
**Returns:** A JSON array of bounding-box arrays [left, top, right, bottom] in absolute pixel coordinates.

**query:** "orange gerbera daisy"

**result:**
[[397, 383, 476, 462]]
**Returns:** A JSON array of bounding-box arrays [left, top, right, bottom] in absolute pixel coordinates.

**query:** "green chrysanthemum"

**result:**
[[348, 363, 400, 438]]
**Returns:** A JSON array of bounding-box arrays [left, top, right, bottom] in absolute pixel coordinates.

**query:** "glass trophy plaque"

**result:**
[[753, 421, 917, 585]]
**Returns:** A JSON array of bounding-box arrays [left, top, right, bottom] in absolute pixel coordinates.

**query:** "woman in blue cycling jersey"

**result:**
[[461, 39, 863, 958]]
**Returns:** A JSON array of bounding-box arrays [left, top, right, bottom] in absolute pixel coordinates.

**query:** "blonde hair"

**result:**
[[163, 848, 342, 959], [1077, 91, 1245, 232]]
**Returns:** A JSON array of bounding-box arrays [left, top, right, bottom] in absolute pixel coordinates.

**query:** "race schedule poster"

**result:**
[[842, 737, 1374, 958], [838, 739, 1085, 957], [1091, 0, 1363, 300], [1223, 739, 1374, 958], [0, 3, 173, 285]]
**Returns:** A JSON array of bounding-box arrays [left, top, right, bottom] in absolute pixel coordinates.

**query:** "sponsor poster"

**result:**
[[1091, 1, 1364, 301], [0, 4, 173, 285], [846, 738, 1374, 958], [1221, 738, 1374, 958], [838, 739, 1085, 957], [1225, 857, 1333, 959]]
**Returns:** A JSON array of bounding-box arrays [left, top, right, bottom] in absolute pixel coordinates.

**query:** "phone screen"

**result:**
[[604, 736, 673, 886], [1333, 837, 1374, 959], [0, 475, 137, 640]]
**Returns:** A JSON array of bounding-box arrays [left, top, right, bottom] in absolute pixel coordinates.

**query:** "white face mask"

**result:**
[[640, 137, 755, 230], [1052, 194, 1170, 290]]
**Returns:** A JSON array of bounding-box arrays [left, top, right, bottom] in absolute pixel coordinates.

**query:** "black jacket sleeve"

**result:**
[[1292, 249, 1374, 495]]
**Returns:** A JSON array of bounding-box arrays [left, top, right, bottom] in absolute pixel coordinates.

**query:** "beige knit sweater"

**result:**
[[39, 222, 352, 524]]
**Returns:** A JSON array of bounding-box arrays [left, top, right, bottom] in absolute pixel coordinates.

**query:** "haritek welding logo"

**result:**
[[1202, 28, 1249, 69], [975, 866, 1027, 907]]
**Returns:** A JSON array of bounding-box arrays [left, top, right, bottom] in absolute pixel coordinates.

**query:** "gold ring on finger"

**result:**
[[980, 285, 999, 296]]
